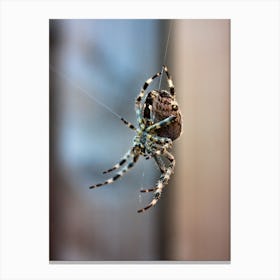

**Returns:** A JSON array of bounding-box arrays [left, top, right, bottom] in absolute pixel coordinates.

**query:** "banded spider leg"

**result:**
[[89, 149, 139, 189], [137, 151, 175, 213]]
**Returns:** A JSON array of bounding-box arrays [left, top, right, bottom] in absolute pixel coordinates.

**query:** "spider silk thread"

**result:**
[[158, 20, 173, 90], [49, 65, 124, 121]]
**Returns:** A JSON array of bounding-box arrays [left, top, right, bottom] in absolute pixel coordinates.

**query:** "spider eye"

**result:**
[[172, 104, 178, 111]]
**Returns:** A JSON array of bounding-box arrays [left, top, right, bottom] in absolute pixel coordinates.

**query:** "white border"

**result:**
[[0, 1, 279, 279]]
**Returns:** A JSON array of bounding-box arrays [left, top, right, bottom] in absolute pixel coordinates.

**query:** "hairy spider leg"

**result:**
[[162, 65, 176, 97], [146, 115, 176, 133], [143, 116, 176, 157], [140, 183, 158, 195], [102, 150, 132, 174], [154, 154, 167, 173], [140, 187, 158, 193], [137, 151, 175, 213], [140, 155, 166, 193], [142, 92, 154, 128], [138, 181, 164, 212], [135, 72, 161, 129], [142, 131, 172, 161], [140, 151, 169, 193], [160, 151, 175, 184], [146, 134, 172, 145], [89, 154, 140, 189], [120, 117, 136, 130]]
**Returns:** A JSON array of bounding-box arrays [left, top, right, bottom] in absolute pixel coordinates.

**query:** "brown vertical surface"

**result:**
[[167, 20, 230, 260]]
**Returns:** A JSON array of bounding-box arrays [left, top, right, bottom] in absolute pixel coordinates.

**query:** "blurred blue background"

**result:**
[[50, 19, 169, 261]]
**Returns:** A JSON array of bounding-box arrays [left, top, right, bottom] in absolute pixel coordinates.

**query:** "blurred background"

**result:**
[[49, 19, 230, 261]]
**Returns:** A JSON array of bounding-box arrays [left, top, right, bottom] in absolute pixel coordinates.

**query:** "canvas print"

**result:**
[[49, 19, 230, 261]]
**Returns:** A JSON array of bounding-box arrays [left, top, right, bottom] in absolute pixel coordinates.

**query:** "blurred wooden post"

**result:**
[[167, 20, 230, 260]]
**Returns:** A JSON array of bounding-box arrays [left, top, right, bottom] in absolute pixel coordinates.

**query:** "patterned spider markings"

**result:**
[[90, 65, 182, 213]]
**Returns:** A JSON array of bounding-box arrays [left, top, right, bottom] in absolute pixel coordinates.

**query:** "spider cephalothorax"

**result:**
[[90, 65, 183, 213]]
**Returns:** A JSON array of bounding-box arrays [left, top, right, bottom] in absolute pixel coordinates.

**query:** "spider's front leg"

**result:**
[[137, 151, 175, 213], [119, 117, 136, 131], [162, 65, 176, 97], [146, 115, 176, 133], [135, 71, 161, 129]]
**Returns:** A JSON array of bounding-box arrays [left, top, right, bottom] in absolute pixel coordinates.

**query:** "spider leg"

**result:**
[[135, 71, 161, 128], [89, 154, 139, 189], [154, 154, 167, 173], [102, 118, 137, 174], [160, 151, 175, 184], [137, 182, 164, 212], [120, 117, 136, 131], [142, 92, 153, 121], [143, 135, 172, 162], [102, 150, 132, 174], [137, 151, 175, 213], [140, 155, 166, 193], [140, 154, 167, 192], [137, 181, 163, 213], [146, 115, 176, 133], [162, 65, 176, 97], [140, 187, 157, 193], [147, 134, 172, 147]]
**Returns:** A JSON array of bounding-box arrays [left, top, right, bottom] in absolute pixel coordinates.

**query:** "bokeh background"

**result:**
[[49, 19, 230, 261]]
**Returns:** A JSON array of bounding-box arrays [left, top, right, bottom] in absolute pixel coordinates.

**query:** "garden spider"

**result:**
[[90, 65, 182, 213]]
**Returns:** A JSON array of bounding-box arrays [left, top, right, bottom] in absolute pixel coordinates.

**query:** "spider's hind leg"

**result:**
[[137, 182, 164, 213], [137, 151, 175, 213], [102, 150, 132, 174], [154, 154, 167, 174], [140, 155, 166, 193], [89, 154, 139, 189]]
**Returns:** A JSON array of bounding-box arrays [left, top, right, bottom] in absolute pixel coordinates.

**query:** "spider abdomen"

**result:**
[[151, 91, 182, 141]]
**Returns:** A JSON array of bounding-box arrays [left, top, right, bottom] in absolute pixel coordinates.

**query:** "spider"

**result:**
[[90, 65, 182, 213]]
